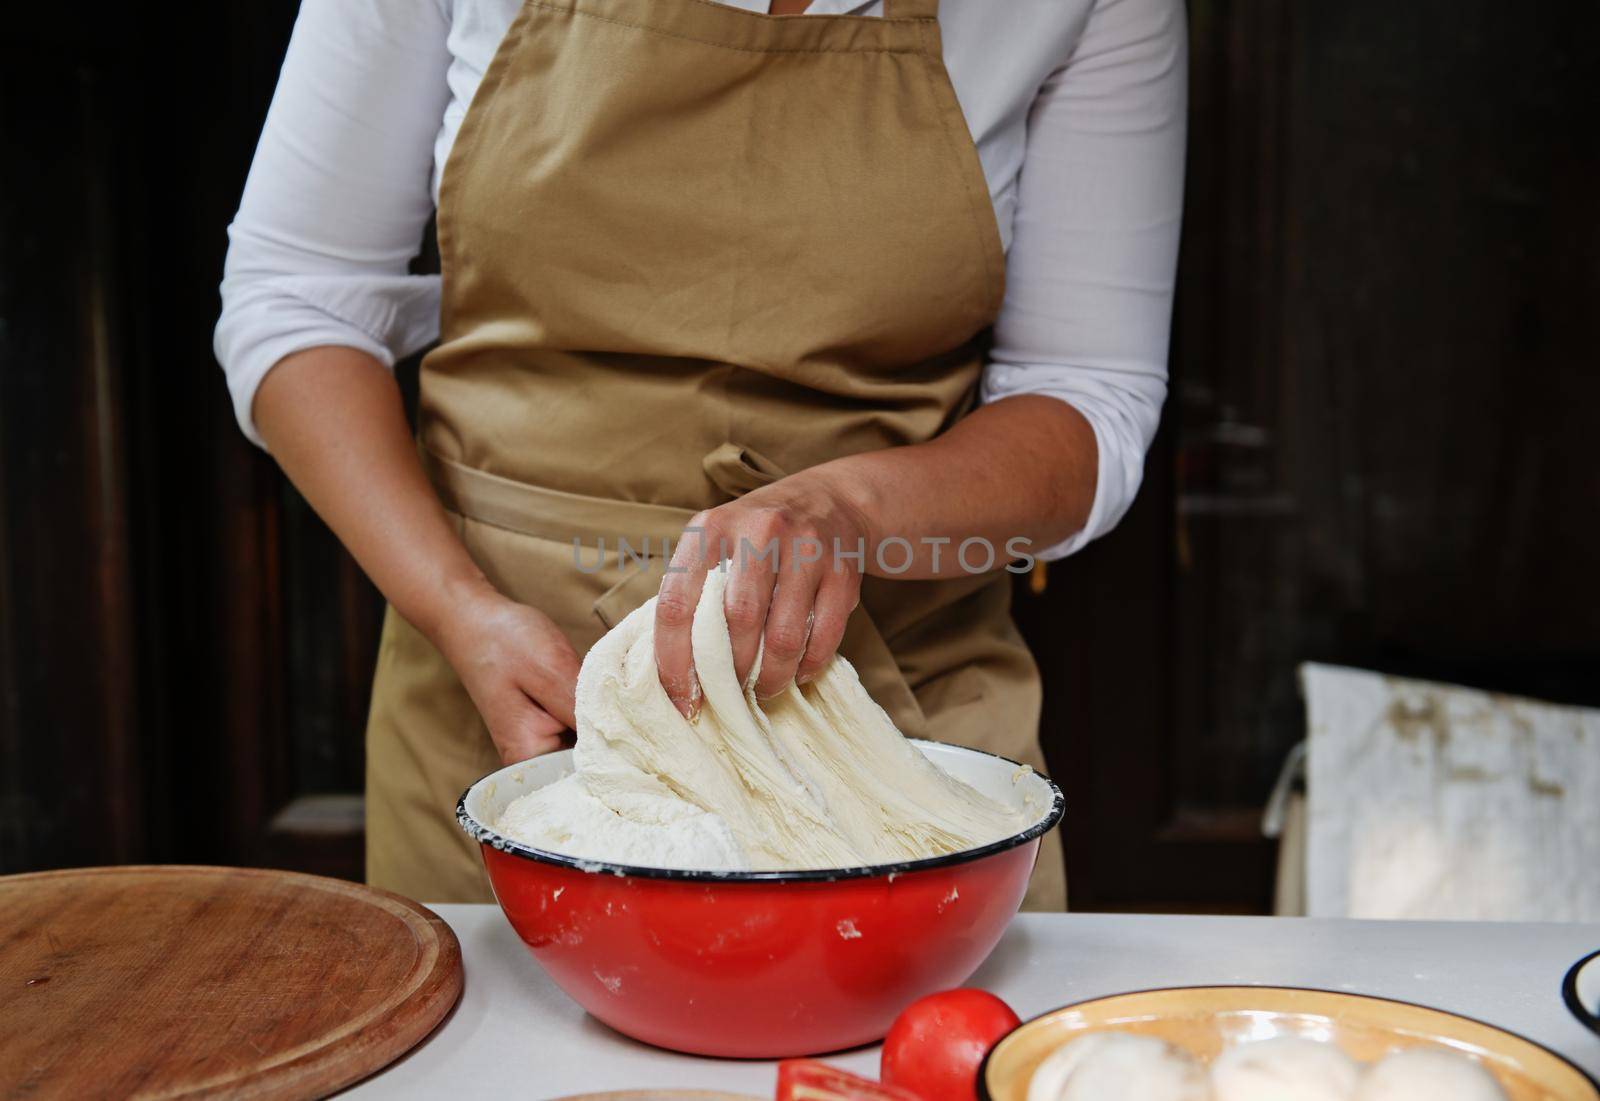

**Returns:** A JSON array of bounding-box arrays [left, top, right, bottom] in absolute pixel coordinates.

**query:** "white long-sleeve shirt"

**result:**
[[216, 0, 1185, 559]]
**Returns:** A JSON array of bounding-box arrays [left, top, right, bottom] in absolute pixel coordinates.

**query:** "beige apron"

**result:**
[[365, 0, 1066, 911]]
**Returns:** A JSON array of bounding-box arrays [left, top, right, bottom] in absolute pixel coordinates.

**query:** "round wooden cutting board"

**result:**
[[0, 865, 463, 1099]]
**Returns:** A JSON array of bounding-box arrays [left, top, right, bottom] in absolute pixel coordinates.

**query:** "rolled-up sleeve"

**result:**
[[981, 0, 1187, 560], [214, 0, 453, 448]]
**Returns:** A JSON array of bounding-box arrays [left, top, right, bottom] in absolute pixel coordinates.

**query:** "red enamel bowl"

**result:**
[[457, 740, 1063, 1058]]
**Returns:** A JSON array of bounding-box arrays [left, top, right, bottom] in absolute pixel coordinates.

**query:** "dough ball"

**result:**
[[1026, 1031, 1211, 1101], [1210, 1035, 1360, 1101], [1356, 1047, 1508, 1101]]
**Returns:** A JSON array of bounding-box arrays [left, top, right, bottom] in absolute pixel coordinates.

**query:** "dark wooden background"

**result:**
[[2, 1, 1596, 911]]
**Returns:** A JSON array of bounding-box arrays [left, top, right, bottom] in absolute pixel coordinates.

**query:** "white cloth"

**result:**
[[1300, 663, 1600, 922], [215, 0, 1186, 559]]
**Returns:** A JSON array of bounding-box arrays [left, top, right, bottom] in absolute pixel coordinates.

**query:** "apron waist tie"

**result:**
[[421, 444, 786, 548]]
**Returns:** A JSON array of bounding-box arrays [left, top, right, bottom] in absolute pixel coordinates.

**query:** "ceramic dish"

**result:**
[[980, 986, 1600, 1101], [1567, 950, 1600, 1043]]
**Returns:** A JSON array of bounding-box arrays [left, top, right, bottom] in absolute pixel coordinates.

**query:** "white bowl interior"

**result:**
[[463, 739, 1059, 847]]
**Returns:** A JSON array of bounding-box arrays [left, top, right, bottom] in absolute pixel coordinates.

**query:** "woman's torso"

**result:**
[[429, 0, 1096, 251], [421, 0, 1016, 508], [414, 0, 1048, 759]]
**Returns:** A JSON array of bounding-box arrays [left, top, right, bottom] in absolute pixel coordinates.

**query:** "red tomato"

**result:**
[[879, 988, 1022, 1101], [776, 1059, 922, 1101]]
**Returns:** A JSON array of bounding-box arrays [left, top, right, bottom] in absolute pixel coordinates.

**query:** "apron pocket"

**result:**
[[592, 557, 669, 630]]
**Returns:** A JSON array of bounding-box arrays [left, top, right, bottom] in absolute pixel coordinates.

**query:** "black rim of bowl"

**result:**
[[1564, 949, 1600, 1039], [975, 984, 1600, 1101], [455, 740, 1065, 883]]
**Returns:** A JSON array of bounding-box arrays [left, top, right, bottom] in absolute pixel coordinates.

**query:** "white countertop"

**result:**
[[348, 907, 1600, 1098]]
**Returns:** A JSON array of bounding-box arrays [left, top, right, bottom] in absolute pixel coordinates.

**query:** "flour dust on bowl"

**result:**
[[458, 741, 1063, 1058]]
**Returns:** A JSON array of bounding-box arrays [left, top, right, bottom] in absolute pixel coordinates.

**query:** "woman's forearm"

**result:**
[[813, 395, 1097, 579], [252, 346, 496, 642], [653, 394, 1096, 708]]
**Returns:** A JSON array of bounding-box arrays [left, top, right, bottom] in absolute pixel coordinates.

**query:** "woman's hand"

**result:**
[[655, 468, 869, 718], [649, 396, 1102, 719], [255, 349, 582, 766], [434, 583, 582, 764]]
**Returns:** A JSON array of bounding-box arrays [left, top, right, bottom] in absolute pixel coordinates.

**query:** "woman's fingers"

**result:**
[[491, 692, 569, 765], [435, 590, 582, 763], [494, 613, 580, 763], [655, 471, 874, 710], [502, 601, 580, 730], [723, 511, 786, 686], [656, 512, 718, 719], [525, 643, 579, 731], [753, 562, 824, 699], [794, 564, 860, 687]]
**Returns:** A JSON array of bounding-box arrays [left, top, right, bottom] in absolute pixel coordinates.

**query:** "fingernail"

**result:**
[[796, 671, 816, 686], [685, 669, 702, 721]]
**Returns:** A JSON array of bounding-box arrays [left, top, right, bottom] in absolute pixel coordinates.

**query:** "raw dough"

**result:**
[[1210, 1036, 1360, 1101], [495, 772, 745, 870], [1025, 1030, 1509, 1101], [496, 566, 1028, 870], [1355, 1048, 1508, 1101], [1025, 1032, 1211, 1101]]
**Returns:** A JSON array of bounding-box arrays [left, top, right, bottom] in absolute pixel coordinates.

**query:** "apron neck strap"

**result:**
[[883, 0, 938, 19]]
